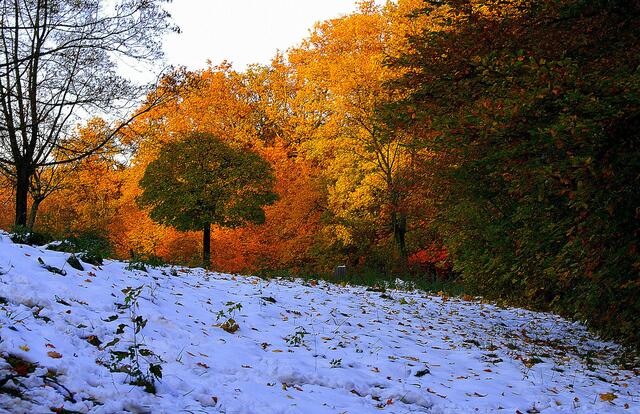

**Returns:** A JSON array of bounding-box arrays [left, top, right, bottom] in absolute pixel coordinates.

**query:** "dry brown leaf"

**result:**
[[599, 392, 617, 402]]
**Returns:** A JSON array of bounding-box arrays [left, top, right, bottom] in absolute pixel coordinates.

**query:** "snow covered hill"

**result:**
[[0, 234, 638, 413]]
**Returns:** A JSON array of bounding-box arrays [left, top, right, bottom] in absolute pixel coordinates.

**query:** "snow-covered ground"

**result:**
[[0, 234, 638, 413]]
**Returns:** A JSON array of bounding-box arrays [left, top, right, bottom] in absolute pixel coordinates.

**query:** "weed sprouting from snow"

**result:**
[[216, 301, 242, 334], [285, 326, 309, 347], [106, 285, 163, 393]]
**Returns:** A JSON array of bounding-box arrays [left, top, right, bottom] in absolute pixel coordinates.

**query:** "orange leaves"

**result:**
[[28, 0, 445, 279], [47, 351, 63, 359]]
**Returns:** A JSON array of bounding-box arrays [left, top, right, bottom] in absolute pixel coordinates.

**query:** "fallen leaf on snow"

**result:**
[[599, 392, 617, 402]]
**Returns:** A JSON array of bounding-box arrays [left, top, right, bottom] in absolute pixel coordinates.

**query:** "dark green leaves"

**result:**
[[138, 133, 277, 232]]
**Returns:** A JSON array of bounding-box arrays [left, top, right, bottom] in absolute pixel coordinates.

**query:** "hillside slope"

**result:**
[[0, 234, 637, 413]]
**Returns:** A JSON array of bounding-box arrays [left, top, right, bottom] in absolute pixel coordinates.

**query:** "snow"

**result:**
[[0, 233, 638, 413]]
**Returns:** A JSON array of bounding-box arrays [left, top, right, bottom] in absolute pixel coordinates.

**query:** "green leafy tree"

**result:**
[[138, 133, 277, 268]]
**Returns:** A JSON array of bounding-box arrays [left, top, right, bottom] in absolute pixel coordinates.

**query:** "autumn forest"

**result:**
[[1, 0, 639, 351]]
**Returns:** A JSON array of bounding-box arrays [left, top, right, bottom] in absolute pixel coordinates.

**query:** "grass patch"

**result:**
[[259, 267, 466, 296]]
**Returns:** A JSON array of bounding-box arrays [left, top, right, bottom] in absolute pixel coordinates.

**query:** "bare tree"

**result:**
[[0, 0, 176, 226]]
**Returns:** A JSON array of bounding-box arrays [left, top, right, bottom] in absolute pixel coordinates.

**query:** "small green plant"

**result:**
[[285, 326, 309, 347], [107, 286, 163, 393], [330, 358, 342, 368], [216, 301, 242, 334]]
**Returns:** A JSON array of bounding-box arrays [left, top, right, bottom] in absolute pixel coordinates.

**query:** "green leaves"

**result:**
[[138, 132, 277, 232]]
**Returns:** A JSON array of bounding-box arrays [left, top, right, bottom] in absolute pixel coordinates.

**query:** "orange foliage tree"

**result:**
[[16, 0, 448, 279]]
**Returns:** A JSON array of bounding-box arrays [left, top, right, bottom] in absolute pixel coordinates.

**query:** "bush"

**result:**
[[47, 230, 113, 266], [9, 225, 52, 246], [126, 252, 166, 272]]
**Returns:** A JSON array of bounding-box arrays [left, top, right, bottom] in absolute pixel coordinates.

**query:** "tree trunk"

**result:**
[[27, 197, 42, 231], [392, 210, 408, 275], [202, 223, 211, 269], [15, 166, 31, 227]]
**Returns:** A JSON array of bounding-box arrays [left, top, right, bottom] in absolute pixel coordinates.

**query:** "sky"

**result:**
[[160, 0, 370, 71]]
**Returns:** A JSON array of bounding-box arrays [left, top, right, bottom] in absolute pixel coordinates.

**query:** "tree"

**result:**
[[283, 1, 425, 274], [137, 132, 277, 268], [0, 0, 175, 226], [389, 0, 640, 346]]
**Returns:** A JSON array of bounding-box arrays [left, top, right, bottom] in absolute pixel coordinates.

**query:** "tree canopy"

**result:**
[[137, 132, 277, 267], [385, 0, 640, 346]]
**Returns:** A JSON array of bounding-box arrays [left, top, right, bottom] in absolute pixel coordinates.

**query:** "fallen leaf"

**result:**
[[47, 351, 62, 359], [220, 319, 239, 333], [19, 345, 30, 352], [599, 392, 617, 402], [12, 363, 31, 376]]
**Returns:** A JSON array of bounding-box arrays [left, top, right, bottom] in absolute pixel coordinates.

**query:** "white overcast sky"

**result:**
[[160, 0, 373, 71]]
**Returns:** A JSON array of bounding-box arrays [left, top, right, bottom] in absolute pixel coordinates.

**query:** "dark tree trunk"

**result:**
[[15, 166, 31, 227], [202, 223, 211, 269], [392, 210, 408, 275], [0, 1, 172, 229]]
